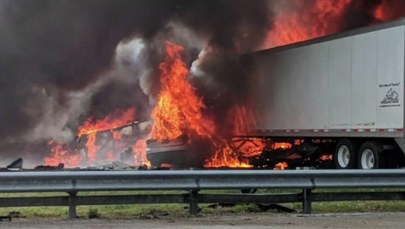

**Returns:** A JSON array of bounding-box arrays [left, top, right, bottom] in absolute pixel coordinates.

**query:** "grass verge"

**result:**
[[0, 190, 404, 219]]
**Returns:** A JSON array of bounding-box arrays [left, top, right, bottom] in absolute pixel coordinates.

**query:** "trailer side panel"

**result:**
[[251, 25, 405, 138]]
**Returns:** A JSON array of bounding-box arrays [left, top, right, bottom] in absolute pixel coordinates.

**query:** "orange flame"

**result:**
[[78, 108, 136, 137], [274, 162, 288, 170], [374, 4, 386, 21], [44, 140, 82, 167], [204, 145, 252, 168], [203, 104, 265, 168], [77, 108, 136, 163], [228, 105, 257, 135], [320, 154, 333, 161], [237, 138, 266, 158], [133, 139, 150, 166], [273, 143, 292, 150], [151, 42, 215, 142], [373, 1, 405, 22], [151, 42, 261, 168], [267, 0, 352, 47], [45, 108, 141, 166], [112, 131, 122, 140], [267, 0, 405, 48], [85, 133, 97, 162]]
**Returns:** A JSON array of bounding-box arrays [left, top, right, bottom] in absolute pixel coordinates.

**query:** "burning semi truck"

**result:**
[[5, 1, 405, 171], [147, 19, 405, 170], [37, 19, 405, 171], [244, 19, 405, 170]]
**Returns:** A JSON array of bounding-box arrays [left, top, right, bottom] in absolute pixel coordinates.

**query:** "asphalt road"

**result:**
[[2, 212, 405, 229]]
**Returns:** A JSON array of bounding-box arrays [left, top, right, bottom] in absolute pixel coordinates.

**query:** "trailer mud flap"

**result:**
[[394, 138, 405, 156]]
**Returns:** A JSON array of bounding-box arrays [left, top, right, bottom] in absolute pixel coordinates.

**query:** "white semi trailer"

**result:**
[[248, 19, 405, 169]]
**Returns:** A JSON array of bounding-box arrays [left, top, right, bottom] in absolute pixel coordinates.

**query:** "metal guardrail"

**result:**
[[0, 170, 404, 219]]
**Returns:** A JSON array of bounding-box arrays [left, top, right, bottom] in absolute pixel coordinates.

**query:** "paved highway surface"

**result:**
[[1, 212, 405, 228]]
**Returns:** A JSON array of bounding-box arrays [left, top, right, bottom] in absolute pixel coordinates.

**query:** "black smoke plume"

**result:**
[[0, 0, 404, 159], [0, 0, 272, 149]]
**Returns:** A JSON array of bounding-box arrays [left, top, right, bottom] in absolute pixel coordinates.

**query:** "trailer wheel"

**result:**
[[358, 141, 384, 169], [334, 139, 358, 169]]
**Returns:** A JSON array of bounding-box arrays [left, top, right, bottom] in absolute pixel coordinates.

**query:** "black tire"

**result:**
[[334, 139, 359, 169], [358, 141, 385, 169]]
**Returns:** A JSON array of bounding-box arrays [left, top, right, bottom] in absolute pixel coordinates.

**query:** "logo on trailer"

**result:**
[[380, 88, 400, 107]]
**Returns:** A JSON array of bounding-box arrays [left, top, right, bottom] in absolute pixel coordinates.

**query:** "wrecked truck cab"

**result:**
[[146, 135, 212, 168], [146, 136, 189, 168]]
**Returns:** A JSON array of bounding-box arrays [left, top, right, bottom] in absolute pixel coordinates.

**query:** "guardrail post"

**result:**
[[302, 189, 312, 214], [68, 192, 77, 219], [189, 190, 199, 215]]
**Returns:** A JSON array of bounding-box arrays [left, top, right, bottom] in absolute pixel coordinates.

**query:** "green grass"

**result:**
[[0, 190, 405, 219], [311, 201, 405, 213]]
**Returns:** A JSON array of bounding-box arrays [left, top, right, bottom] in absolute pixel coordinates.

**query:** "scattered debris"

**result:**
[[9, 211, 22, 218], [87, 161, 135, 170], [6, 158, 23, 171], [240, 189, 258, 194], [207, 203, 235, 208], [250, 140, 335, 170], [34, 163, 65, 171], [0, 215, 11, 221], [257, 204, 296, 213], [111, 161, 132, 170], [139, 210, 169, 219], [88, 208, 100, 219], [0, 211, 22, 221], [183, 205, 202, 214], [120, 147, 133, 163]]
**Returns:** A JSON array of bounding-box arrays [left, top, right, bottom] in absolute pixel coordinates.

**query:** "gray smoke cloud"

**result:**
[[0, 0, 273, 150], [0, 0, 403, 154]]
